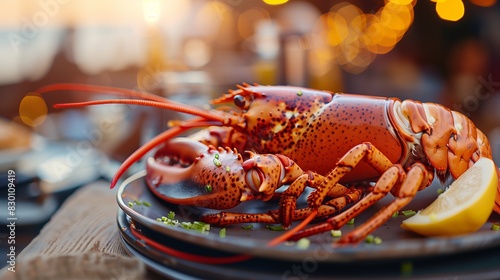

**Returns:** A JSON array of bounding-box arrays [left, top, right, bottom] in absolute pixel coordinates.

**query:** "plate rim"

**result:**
[[117, 209, 500, 280], [116, 170, 500, 262]]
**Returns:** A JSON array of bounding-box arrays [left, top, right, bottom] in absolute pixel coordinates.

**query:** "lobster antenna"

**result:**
[[54, 99, 226, 123], [36, 83, 168, 103], [110, 117, 208, 188]]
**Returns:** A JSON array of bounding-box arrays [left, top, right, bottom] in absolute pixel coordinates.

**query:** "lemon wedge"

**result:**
[[401, 157, 498, 236]]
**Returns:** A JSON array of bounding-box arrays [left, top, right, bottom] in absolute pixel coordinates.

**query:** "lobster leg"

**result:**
[[200, 178, 365, 226], [290, 142, 432, 243], [337, 163, 429, 243], [201, 172, 327, 226], [276, 186, 365, 221], [279, 175, 366, 227], [203, 142, 401, 229]]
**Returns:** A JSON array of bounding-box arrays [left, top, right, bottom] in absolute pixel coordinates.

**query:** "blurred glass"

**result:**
[[158, 71, 214, 109]]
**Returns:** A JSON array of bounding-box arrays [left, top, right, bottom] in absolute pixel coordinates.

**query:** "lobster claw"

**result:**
[[145, 138, 254, 210]]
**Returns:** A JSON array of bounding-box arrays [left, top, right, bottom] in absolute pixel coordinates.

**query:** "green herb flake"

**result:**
[[241, 225, 254, 230], [347, 218, 355, 225], [213, 158, 222, 167], [219, 228, 227, 238], [194, 221, 210, 230], [158, 216, 178, 226], [402, 210, 416, 217], [491, 224, 500, 231], [437, 188, 445, 195], [365, 235, 382, 245], [401, 262, 413, 276], [142, 201, 151, 207], [181, 222, 192, 230], [128, 202, 134, 208], [157, 211, 181, 227], [297, 90, 303, 96], [266, 225, 285, 231], [134, 199, 142, 205], [205, 185, 213, 193], [191, 221, 210, 233], [167, 211, 176, 220], [213, 154, 222, 167], [225, 166, 231, 172], [296, 238, 310, 250], [392, 211, 399, 218], [365, 234, 375, 243], [331, 230, 342, 237], [157, 210, 211, 234]]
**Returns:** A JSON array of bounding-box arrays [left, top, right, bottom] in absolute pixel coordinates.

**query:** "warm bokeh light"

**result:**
[[263, 0, 288, 5], [389, 0, 414, 4], [183, 39, 212, 68], [19, 94, 48, 127], [318, 1, 414, 73], [469, 0, 496, 7], [326, 12, 349, 46], [238, 8, 270, 39], [195, 1, 231, 40], [142, 0, 162, 24], [436, 0, 465, 22], [0, 0, 488, 87]]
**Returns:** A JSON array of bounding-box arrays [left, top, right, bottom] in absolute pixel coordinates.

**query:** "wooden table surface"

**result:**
[[0, 181, 164, 280]]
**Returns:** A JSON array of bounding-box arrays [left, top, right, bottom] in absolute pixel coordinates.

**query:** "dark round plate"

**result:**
[[116, 170, 500, 262], [117, 209, 500, 280]]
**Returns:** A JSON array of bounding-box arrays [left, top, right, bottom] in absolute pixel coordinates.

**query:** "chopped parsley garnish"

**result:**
[[266, 225, 285, 231], [156, 211, 210, 233], [296, 238, 310, 249], [331, 230, 342, 237], [241, 225, 254, 230], [402, 210, 416, 217]]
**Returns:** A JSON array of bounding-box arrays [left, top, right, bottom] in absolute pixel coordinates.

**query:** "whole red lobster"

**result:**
[[38, 83, 500, 244]]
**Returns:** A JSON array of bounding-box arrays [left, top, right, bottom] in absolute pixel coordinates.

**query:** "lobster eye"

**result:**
[[233, 95, 249, 110]]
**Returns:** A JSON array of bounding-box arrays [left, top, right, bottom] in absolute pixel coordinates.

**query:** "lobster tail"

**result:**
[[474, 125, 500, 214], [447, 111, 481, 178], [392, 100, 500, 214], [451, 111, 500, 214]]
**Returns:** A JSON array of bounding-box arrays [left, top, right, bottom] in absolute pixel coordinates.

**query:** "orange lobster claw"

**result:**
[[145, 138, 303, 210], [145, 138, 252, 210]]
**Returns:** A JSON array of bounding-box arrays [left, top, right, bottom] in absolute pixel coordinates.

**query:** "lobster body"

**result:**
[[236, 90, 404, 182], [201, 85, 493, 187]]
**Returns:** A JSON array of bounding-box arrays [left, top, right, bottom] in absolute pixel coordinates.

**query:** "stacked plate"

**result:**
[[116, 171, 500, 279]]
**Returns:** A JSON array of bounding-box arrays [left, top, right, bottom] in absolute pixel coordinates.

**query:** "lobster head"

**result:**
[[209, 85, 334, 152], [145, 138, 297, 210], [36, 83, 327, 189]]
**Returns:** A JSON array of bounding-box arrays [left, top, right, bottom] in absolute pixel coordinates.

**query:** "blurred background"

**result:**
[[0, 0, 500, 265]]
